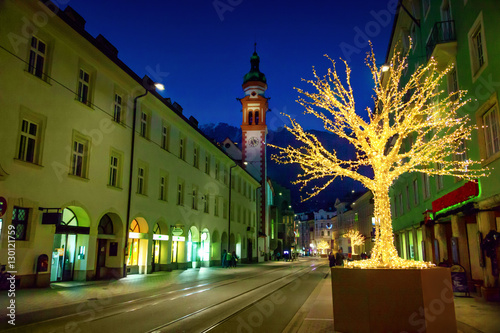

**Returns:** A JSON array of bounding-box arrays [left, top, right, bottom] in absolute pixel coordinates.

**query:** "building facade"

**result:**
[[387, 0, 500, 299], [0, 0, 259, 287]]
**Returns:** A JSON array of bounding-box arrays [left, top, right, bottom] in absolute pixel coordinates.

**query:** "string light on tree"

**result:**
[[270, 42, 489, 269], [317, 240, 330, 253], [343, 230, 366, 255]]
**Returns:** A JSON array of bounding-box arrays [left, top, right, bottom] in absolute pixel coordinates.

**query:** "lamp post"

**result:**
[[227, 164, 237, 253], [123, 77, 164, 277]]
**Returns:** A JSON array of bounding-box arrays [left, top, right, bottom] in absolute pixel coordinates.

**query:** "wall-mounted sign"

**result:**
[[0, 197, 6, 217], [172, 236, 185, 241], [172, 228, 183, 236]]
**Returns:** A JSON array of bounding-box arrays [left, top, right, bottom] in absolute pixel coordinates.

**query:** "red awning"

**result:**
[[432, 181, 479, 213]]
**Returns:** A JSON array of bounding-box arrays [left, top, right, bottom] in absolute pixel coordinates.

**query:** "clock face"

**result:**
[[249, 137, 260, 147]]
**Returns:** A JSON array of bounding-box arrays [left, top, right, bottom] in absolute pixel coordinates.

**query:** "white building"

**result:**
[[0, 0, 259, 287]]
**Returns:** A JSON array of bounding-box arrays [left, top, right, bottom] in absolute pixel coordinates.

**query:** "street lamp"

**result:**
[[123, 76, 164, 277]]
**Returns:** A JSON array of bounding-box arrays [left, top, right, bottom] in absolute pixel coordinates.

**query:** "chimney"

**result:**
[[173, 102, 183, 114], [189, 116, 199, 128], [96, 34, 118, 57], [63, 6, 86, 29]]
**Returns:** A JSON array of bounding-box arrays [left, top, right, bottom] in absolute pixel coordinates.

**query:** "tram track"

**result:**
[[147, 262, 327, 333], [5, 262, 318, 333]]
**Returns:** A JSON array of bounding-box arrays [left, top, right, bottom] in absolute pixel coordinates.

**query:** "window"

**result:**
[[140, 111, 148, 138], [108, 153, 120, 187], [204, 193, 209, 213], [177, 181, 184, 206], [455, 139, 468, 163], [12, 207, 29, 240], [410, 23, 418, 51], [193, 146, 199, 168], [137, 167, 145, 195], [215, 162, 219, 179], [214, 196, 219, 216], [422, 0, 430, 17], [113, 94, 123, 123], [436, 163, 444, 191], [422, 173, 430, 199], [483, 105, 500, 158], [205, 154, 211, 174], [413, 179, 419, 205], [447, 68, 459, 102], [223, 166, 228, 185], [159, 175, 167, 201], [28, 36, 46, 79], [468, 13, 487, 78], [161, 124, 170, 150], [192, 187, 198, 210], [406, 185, 411, 210], [18, 119, 39, 163], [71, 136, 89, 178], [230, 203, 235, 221], [77, 68, 91, 105], [398, 193, 404, 216], [179, 137, 185, 160]]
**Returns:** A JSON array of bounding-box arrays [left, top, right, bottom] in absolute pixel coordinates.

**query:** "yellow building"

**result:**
[[0, 0, 259, 287]]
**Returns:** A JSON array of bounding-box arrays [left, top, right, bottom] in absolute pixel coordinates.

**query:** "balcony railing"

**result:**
[[426, 20, 456, 60]]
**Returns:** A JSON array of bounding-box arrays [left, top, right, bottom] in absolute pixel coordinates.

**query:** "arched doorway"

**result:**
[[211, 230, 220, 266], [151, 222, 169, 272], [95, 213, 114, 279], [200, 228, 210, 267], [236, 234, 242, 260], [187, 226, 200, 268], [127, 217, 149, 274], [50, 207, 90, 282]]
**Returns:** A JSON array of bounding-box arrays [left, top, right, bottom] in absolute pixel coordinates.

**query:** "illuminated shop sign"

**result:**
[[153, 234, 169, 241]]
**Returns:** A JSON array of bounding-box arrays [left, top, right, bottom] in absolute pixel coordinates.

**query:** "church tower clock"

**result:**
[[240, 46, 269, 254]]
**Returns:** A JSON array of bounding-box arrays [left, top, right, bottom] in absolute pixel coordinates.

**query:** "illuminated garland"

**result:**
[[269, 43, 488, 269]]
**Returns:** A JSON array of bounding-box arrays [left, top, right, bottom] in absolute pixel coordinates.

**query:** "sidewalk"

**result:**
[[285, 271, 500, 333], [2, 260, 499, 332]]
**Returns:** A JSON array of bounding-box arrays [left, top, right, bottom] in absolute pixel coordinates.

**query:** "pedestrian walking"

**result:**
[[328, 251, 336, 268], [226, 251, 232, 268], [335, 248, 344, 266], [221, 249, 227, 268], [231, 251, 238, 267]]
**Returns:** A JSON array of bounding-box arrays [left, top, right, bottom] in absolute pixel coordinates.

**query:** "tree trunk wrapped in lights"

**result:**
[[270, 44, 488, 269], [343, 230, 365, 255]]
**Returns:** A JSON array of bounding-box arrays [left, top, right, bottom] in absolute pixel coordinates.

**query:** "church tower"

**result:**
[[240, 46, 269, 254]]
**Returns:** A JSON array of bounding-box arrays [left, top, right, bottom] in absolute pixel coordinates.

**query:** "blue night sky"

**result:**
[[68, 0, 397, 131]]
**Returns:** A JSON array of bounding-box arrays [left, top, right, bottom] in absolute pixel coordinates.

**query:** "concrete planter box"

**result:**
[[331, 267, 456, 333]]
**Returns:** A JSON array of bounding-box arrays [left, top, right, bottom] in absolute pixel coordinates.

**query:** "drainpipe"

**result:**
[[123, 88, 148, 278], [227, 164, 237, 252]]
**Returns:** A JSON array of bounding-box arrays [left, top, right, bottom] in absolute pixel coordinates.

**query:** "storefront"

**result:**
[[50, 207, 90, 282]]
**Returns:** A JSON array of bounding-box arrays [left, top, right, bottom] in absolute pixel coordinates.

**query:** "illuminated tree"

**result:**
[[270, 45, 488, 268], [317, 240, 330, 253], [343, 230, 366, 255]]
